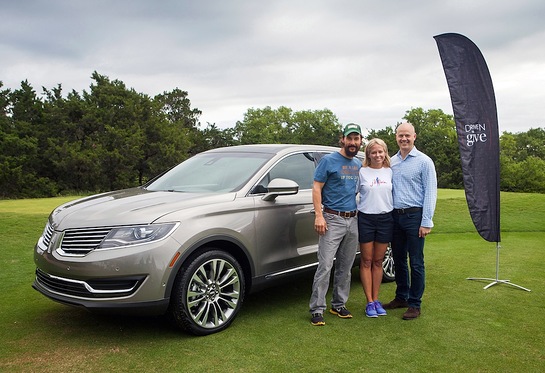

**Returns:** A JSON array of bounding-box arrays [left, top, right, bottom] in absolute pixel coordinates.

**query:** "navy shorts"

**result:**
[[358, 211, 394, 243]]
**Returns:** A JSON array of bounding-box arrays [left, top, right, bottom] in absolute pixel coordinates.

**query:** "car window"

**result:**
[[146, 152, 272, 193], [253, 152, 317, 193]]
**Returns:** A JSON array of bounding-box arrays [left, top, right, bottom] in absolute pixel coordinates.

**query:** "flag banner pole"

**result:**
[[466, 243, 531, 291], [434, 32, 530, 291]]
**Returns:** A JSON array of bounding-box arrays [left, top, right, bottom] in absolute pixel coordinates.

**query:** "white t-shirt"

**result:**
[[356, 166, 393, 214]]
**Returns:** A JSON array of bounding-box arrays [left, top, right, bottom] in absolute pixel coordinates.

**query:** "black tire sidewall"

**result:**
[[171, 249, 245, 336]]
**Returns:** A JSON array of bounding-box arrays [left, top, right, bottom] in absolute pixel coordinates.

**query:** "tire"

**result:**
[[382, 244, 395, 283], [171, 249, 245, 336]]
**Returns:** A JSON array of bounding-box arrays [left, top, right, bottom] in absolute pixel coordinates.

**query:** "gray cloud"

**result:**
[[2, 0, 544, 133]]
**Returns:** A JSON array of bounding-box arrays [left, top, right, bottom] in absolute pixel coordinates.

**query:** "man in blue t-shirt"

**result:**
[[309, 123, 363, 326]]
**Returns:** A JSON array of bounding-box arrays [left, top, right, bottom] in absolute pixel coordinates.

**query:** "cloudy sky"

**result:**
[[2, 0, 544, 133]]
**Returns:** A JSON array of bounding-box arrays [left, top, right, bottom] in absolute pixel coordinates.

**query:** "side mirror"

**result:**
[[262, 178, 299, 201]]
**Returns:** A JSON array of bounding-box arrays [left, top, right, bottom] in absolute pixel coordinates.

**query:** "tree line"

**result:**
[[1, 72, 544, 199]]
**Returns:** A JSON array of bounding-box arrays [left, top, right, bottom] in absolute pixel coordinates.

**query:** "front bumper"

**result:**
[[32, 271, 170, 315], [33, 233, 183, 313]]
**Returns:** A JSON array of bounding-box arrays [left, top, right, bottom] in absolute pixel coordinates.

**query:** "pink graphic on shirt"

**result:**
[[370, 177, 387, 187]]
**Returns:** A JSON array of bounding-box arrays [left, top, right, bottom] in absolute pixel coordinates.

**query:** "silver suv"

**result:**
[[33, 144, 394, 335]]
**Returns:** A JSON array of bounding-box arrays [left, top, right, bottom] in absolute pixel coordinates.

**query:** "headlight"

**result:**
[[99, 223, 179, 249]]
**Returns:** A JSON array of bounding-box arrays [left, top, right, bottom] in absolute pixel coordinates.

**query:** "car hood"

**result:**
[[51, 188, 237, 229]]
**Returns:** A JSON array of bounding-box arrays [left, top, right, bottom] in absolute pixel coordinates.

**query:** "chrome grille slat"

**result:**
[[62, 242, 102, 247], [60, 227, 112, 256], [42, 223, 54, 247]]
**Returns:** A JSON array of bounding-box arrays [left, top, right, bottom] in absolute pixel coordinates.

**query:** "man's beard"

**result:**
[[344, 144, 359, 157]]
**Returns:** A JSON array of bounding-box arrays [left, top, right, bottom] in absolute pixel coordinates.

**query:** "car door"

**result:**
[[251, 151, 330, 276]]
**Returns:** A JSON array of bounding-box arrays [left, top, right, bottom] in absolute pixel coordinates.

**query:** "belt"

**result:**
[[394, 207, 422, 214], [323, 208, 357, 218]]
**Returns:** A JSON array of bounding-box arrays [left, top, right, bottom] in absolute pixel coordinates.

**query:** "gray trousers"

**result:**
[[309, 213, 358, 314]]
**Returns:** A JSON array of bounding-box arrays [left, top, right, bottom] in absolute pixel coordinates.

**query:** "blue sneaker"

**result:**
[[365, 302, 378, 318], [374, 300, 387, 316]]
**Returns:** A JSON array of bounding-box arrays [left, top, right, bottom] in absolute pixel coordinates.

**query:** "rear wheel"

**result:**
[[382, 244, 395, 282], [171, 249, 245, 335]]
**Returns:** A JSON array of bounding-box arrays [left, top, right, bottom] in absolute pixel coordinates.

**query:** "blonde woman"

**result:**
[[356, 138, 393, 317]]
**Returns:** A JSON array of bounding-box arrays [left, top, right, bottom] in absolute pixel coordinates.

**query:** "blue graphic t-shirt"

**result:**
[[314, 152, 361, 211]]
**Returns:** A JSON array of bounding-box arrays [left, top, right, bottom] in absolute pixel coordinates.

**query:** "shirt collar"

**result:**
[[395, 146, 419, 160]]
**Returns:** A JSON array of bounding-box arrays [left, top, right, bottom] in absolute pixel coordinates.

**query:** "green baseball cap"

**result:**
[[343, 123, 362, 136]]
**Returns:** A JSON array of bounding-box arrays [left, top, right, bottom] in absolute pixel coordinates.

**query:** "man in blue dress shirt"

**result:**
[[384, 122, 437, 320]]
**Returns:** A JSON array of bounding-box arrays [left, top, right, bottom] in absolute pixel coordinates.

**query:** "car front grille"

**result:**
[[40, 222, 114, 257], [42, 223, 54, 248], [35, 269, 145, 298], [59, 227, 112, 256]]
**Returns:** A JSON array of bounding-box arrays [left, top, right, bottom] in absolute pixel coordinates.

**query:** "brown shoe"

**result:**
[[402, 307, 421, 320], [383, 298, 409, 309]]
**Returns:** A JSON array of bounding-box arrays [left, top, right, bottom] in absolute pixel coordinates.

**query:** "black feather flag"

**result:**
[[434, 33, 501, 242]]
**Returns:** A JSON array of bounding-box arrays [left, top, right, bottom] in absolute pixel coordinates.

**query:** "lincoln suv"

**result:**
[[33, 144, 395, 335]]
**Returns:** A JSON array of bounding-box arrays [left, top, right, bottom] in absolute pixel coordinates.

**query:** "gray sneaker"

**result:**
[[311, 313, 325, 326], [329, 306, 353, 319]]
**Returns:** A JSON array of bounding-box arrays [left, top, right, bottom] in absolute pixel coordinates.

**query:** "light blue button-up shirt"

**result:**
[[391, 146, 437, 228]]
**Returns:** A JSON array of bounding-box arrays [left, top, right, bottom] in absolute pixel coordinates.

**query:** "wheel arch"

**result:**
[[164, 235, 254, 300]]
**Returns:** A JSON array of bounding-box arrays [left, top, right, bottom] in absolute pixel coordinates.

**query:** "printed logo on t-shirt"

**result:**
[[341, 164, 359, 181], [370, 177, 388, 187]]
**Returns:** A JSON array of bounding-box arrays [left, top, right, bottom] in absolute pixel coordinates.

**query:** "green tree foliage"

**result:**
[[0, 81, 57, 198], [197, 123, 238, 152], [154, 88, 201, 157], [0, 75, 543, 198], [290, 109, 344, 146], [0, 73, 198, 197], [500, 128, 545, 192], [233, 106, 342, 146]]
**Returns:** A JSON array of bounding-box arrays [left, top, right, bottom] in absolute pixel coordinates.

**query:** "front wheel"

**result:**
[[171, 249, 245, 336], [382, 244, 395, 282]]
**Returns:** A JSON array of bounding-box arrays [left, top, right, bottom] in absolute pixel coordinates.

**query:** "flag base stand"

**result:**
[[467, 242, 531, 292]]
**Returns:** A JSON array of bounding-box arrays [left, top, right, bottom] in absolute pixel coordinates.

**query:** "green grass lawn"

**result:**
[[1, 190, 544, 372]]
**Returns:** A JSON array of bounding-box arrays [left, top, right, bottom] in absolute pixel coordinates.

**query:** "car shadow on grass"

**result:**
[[31, 268, 364, 337], [33, 303, 192, 340]]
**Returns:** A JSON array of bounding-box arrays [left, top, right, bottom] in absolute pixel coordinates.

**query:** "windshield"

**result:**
[[146, 151, 273, 193]]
